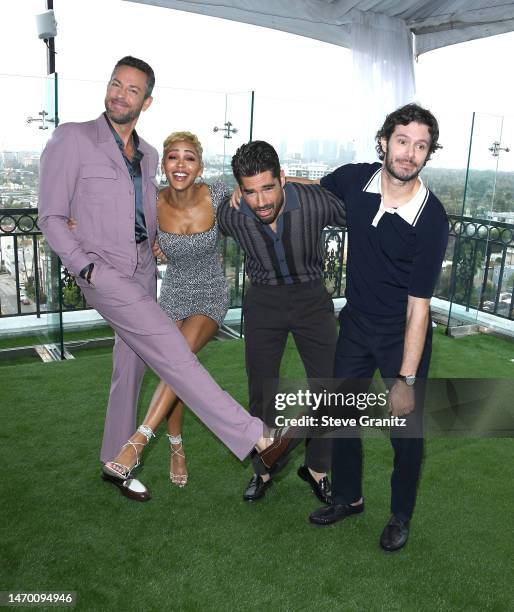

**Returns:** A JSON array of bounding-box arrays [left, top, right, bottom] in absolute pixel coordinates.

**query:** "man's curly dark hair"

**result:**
[[375, 103, 442, 162], [231, 141, 281, 185]]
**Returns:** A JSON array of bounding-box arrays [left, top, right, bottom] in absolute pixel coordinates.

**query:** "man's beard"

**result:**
[[384, 150, 423, 182], [104, 98, 142, 125], [256, 195, 284, 225]]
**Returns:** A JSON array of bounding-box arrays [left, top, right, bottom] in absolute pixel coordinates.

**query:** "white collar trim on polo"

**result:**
[[364, 168, 429, 228]]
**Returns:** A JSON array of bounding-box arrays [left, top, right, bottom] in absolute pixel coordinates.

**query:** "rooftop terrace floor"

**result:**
[[1, 326, 513, 610]]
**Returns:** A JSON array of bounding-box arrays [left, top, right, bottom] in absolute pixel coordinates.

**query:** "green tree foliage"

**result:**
[[421, 168, 514, 218]]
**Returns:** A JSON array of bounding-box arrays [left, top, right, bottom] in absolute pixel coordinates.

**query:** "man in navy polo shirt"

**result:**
[[299, 104, 448, 551]]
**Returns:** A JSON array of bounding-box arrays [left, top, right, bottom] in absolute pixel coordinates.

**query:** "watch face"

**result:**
[[405, 375, 416, 386]]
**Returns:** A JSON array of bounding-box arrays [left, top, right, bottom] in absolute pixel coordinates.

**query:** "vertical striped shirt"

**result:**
[[217, 182, 346, 286]]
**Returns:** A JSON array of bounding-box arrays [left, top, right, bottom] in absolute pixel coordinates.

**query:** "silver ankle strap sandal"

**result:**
[[102, 425, 155, 481], [166, 434, 188, 488]]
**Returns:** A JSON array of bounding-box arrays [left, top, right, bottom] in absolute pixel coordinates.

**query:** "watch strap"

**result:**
[[397, 374, 416, 386]]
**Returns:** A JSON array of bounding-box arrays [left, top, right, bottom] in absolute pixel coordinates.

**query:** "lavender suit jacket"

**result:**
[[38, 113, 159, 278]]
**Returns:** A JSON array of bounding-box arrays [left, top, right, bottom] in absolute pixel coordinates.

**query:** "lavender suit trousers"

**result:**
[[77, 241, 263, 463]]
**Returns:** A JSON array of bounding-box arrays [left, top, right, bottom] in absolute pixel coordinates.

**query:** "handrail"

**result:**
[[1, 208, 513, 321]]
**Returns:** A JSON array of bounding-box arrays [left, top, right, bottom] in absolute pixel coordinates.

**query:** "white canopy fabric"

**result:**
[[350, 10, 416, 160], [124, 0, 514, 56], [123, 1, 514, 158]]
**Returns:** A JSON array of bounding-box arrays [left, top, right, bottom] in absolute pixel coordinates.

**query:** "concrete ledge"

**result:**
[[2, 296, 513, 352], [65, 337, 114, 352], [448, 324, 480, 338], [0, 336, 115, 361], [0, 345, 36, 360], [431, 297, 514, 339]]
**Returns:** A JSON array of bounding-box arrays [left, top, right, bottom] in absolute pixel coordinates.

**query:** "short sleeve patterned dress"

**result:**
[[157, 180, 230, 326]]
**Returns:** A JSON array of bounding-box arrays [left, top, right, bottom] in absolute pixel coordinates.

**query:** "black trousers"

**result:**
[[332, 305, 432, 522], [243, 280, 337, 475]]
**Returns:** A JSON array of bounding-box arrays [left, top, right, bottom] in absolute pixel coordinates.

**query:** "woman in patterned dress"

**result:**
[[104, 131, 230, 487]]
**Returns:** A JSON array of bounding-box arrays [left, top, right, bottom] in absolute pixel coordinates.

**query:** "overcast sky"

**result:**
[[1, 0, 514, 171]]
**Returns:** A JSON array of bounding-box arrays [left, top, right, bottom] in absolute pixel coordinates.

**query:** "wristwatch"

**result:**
[[397, 374, 416, 386]]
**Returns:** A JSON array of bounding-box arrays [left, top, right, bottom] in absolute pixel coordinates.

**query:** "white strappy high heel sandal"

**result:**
[[166, 434, 188, 487], [103, 425, 155, 480]]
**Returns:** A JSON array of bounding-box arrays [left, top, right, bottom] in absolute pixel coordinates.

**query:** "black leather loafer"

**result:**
[[309, 501, 364, 526], [243, 474, 273, 502], [379, 515, 410, 552], [297, 465, 332, 505]]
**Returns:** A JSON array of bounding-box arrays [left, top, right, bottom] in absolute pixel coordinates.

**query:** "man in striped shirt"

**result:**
[[218, 140, 346, 504]]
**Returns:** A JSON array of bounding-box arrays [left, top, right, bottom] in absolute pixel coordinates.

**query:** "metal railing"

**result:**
[[0, 208, 50, 318], [434, 215, 514, 320], [1, 207, 513, 322]]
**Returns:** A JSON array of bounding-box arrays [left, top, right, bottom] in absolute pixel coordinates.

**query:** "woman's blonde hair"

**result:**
[[162, 131, 203, 166]]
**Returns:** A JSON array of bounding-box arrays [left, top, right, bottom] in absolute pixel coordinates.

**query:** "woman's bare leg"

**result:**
[[166, 316, 219, 484], [166, 400, 186, 484], [105, 315, 219, 476]]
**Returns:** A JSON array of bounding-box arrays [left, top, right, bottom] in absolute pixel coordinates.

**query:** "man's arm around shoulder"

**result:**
[[286, 162, 358, 201], [284, 176, 320, 185], [38, 124, 92, 276], [216, 195, 236, 237], [286, 179, 347, 228]]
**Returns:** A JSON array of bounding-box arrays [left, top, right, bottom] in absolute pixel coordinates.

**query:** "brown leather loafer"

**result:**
[[257, 427, 302, 475]]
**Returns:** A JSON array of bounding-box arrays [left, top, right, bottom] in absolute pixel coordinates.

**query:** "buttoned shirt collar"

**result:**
[[365, 167, 428, 227], [104, 113, 147, 242], [237, 182, 300, 285], [104, 113, 143, 164]]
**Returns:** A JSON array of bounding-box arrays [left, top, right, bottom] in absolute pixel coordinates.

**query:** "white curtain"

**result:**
[[350, 10, 416, 162]]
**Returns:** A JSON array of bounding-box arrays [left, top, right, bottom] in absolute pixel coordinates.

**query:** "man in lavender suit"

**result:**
[[38, 56, 294, 502]]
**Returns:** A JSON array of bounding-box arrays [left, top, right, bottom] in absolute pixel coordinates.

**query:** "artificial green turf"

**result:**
[[1, 327, 513, 611], [430, 325, 514, 378]]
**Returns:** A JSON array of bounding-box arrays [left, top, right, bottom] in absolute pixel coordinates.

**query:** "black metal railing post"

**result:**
[[33, 234, 41, 318]]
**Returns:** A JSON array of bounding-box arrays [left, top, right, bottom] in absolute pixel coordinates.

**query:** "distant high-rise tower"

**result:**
[[302, 140, 319, 162], [321, 140, 338, 163], [3, 151, 18, 166], [338, 142, 356, 164], [278, 140, 287, 161]]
